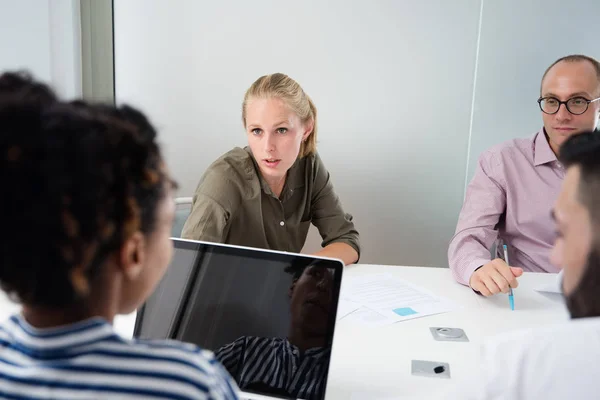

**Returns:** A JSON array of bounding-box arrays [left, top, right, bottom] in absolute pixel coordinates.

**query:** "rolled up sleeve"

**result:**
[[181, 192, 229, 243]]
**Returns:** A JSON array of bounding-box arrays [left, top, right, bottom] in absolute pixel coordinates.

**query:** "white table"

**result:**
[[326, 264, 567, 399], [0, 264, 567, 399]]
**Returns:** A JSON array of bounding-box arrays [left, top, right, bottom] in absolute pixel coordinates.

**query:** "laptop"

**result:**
[[134, 238, 344, 400]]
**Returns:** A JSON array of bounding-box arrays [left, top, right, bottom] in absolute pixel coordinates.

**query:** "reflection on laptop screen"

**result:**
[[134, 239, 343, 400]]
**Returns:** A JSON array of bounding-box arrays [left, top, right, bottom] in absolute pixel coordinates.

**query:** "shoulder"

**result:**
[[0, 321, 13, 346], [482, 318, 600, 376], [228, 336, 281, 349], [127, 338, 234, 388], [230, 335, 275, 347], [196, 147, 258, 206], [478, 136, 535, 175], [474, 318, 600, 398], [129, 337, 220, 368], [305, 151, 323, 168], [487, 317, 600, 351], [216, 336, 273, 358], [204, 147, 255, 182], [300, 151, 328, 180], [477, 133, 537, 170]]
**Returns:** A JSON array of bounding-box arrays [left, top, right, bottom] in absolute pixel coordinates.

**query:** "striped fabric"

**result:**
[[0, 315, 239, 400], [216, 336, 330, 400]]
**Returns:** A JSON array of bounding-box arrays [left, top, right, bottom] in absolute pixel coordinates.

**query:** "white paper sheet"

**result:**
[[343, 306, 397, 327], [336, 299, 361, 320], [341, 274, 457, 323]]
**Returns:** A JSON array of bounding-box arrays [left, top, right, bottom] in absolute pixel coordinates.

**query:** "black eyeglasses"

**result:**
[[538, 96, 600, 115]]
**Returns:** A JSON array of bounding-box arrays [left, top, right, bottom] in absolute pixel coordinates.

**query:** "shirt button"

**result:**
[[280, 221, 285, 226]]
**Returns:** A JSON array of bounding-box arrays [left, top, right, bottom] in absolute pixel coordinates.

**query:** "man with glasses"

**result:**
[[442, 130, 600, 399], [449, 54, 600, 296]]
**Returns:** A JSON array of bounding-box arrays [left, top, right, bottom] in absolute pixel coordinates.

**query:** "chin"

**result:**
[[260, 167, 286, 179]]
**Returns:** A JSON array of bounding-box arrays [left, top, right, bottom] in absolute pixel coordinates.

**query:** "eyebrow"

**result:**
[[550, 209, 556, 221], [247, 121, 290, 129], [543, 91, 592, 98]]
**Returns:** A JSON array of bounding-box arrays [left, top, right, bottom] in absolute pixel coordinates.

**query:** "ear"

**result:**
[[302, 119, 314, 142], [117, 231, 147, 281]]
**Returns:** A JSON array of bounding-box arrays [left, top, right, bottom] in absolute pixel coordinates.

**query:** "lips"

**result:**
[[262, 158, 281, 168]]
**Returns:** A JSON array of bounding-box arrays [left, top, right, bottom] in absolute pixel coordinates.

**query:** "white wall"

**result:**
[[0, 0, 81, 99], [114, 0, 480, 267], [113, 0, 600, 267]]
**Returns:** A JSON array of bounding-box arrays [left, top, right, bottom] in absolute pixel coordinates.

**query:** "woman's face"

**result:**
[[245, 97, 312, 183]]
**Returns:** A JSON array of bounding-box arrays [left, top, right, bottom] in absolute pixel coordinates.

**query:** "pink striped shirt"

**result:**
[[448, 129, 563, 285]]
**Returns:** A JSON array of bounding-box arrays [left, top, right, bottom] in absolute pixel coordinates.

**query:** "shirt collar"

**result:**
[[533, 128, 558, 167], [284, 338, 330, 357], [4, 314, 117, 350]]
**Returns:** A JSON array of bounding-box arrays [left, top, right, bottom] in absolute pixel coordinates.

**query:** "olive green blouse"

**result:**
[[181, 147, 360, 256]]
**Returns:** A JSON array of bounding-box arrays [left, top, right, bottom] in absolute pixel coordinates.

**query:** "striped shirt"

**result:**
[[216, 336, 330, 400], [0, 314, 239, 400]]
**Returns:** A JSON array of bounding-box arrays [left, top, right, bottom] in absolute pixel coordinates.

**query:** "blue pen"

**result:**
[[503, 244, 515, 311]]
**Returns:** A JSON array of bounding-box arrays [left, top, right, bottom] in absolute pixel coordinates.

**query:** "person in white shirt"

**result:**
[[443, 130, 600, 400]]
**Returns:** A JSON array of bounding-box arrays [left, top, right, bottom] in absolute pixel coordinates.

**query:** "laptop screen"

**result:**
[[134, 239, 343, 400]]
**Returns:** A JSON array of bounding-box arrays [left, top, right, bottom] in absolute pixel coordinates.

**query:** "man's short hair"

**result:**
[[559, 131, 600, 237], [541, 55, 600, 95]]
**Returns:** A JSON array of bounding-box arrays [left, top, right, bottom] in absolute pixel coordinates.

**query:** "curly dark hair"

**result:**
[[0, 71, 57, 106], [0, 94, 167, 307]]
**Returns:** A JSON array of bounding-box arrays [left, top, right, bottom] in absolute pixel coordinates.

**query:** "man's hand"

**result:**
[[469, 258, 523, 296]]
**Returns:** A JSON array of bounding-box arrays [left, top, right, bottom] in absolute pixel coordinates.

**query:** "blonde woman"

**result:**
[[182, 73, 359, 265]]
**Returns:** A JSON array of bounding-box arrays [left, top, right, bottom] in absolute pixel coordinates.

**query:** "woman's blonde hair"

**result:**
[[242, 73, 317, 158]]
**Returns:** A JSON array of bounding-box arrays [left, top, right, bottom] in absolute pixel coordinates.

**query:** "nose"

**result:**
[[263, 131, 276, 153], [555, 103, 572, 122]]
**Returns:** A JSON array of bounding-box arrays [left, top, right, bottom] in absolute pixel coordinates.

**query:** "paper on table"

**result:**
[[343, 306, 396, 327], [336, 299, 361, 320], [534, 270, 563, 294], [342, 273, 456, 323]]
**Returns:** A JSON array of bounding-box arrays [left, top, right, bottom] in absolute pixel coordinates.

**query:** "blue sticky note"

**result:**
[[393, 307, 418, 316]]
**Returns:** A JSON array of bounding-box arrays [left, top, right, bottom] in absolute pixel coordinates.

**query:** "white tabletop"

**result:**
[[0, 264, 567, 399], [327, 264, 568, 399]]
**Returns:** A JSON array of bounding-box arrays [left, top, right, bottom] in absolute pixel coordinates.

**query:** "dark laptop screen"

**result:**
[[134, 239, 343, 400], [133, 245, 201, 340]]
